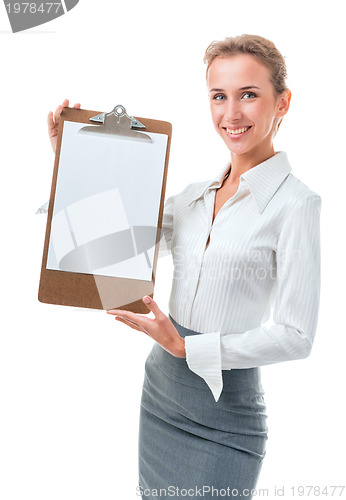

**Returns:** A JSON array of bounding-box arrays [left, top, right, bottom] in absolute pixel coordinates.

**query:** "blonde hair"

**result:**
[[204, 34, 288, 132]]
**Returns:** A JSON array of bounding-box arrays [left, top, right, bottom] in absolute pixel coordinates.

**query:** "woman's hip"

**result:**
[[141, 320, 268, 439]]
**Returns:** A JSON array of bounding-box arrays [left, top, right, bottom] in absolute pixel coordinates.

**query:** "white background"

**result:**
[[0, 1, 345, 499]]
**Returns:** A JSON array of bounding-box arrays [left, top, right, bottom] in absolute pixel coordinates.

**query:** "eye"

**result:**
[[212, 94, 226, 101], [242, 92, 257, 99]]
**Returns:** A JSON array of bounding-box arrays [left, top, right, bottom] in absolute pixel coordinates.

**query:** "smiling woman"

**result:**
[[48, 34, 321, 500], [105, 34, 322, 500], [206, 47, 291, 176], [204, 34, 289, 131]]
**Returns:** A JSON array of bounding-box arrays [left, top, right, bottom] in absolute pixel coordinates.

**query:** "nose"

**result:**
[[224, 98, 243, 122]]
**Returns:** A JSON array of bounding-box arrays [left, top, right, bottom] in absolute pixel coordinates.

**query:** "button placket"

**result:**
[[188, 189, 217, 322]]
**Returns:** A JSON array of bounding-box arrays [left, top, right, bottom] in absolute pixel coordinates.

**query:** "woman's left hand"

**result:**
[[107, 296, 186, 358]]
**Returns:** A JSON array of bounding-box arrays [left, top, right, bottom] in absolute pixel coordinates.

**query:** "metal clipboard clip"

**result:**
[[78, 104, 152, 143]]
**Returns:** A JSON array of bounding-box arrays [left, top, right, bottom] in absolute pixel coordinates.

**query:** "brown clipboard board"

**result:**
[[38, 105, 172, 313]]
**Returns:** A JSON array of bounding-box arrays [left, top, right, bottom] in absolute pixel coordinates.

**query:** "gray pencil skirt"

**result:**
[[138, 316, 268, 500]]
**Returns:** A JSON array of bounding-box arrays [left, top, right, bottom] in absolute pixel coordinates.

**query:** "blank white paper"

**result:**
[[46, 120, 168, 281]]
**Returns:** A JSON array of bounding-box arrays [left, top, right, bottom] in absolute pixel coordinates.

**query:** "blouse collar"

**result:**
[[188, 151, 292, 214]]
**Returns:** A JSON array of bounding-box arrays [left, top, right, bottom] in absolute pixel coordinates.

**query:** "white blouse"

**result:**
[[160, 151, 322, 402]]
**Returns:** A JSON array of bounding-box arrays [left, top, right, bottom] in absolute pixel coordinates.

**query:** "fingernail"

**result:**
[[143, 296, 151, 304]]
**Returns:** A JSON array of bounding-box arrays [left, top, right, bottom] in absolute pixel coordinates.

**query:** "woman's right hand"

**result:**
[[48, 99, 81, 154]]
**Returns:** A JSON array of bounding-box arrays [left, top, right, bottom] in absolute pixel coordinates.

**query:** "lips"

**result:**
[[225, 126, 252, 136]]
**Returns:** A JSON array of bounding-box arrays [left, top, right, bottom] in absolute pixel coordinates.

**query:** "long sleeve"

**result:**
[[185, 195, 322, 402], [158, 194, 175, 258]]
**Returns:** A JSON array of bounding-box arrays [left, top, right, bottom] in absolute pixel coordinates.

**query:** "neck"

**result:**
[[227, 146, 276, 184]]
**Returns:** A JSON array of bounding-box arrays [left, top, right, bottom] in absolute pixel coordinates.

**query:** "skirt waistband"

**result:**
[[148, 315, 264, 393]]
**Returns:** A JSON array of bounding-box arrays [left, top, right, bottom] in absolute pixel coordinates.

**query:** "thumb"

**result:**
[[142, 296, 163, 318]]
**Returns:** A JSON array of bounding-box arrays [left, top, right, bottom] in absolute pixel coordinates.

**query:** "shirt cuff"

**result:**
[[184, 331, 223, 402]]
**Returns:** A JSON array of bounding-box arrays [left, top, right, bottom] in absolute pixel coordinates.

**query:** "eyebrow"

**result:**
[[240, 86, 260, 90], [209, 86, 260, 93]]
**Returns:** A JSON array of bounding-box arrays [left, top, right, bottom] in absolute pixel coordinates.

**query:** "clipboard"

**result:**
[[38, 105, 172, 313]]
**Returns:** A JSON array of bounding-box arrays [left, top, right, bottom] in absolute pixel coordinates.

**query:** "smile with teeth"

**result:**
[[226, 126, 251, 135]]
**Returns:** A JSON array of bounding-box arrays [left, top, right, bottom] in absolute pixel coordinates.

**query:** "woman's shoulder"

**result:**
[[281, 171, 321, 208], [273, 171, 322, 229]]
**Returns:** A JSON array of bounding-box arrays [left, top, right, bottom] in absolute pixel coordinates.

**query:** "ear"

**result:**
[[276, 89, 292, 118]]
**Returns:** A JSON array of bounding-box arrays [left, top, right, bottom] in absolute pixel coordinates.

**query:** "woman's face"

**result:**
[[207, 54, 290, 162]]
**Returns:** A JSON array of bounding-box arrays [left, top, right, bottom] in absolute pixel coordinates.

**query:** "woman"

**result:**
[[48, 35, 321, 499]]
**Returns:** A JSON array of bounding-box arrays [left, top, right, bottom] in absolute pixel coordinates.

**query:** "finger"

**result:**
[[115, 316, 143, 332], [47, 111, 54, 131], [142, 296, 164, 319], [107, 309, 140, 320], [116, 315, 141, 328], [54, 100, 69, 123], [53, 104, 63, 125], [107, 309, 151, 330], [73, 103, 81, 109], [115, 316, 149, 335]]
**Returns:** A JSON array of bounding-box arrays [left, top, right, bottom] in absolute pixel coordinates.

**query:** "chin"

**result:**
[[224, 142, 253, 156]]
